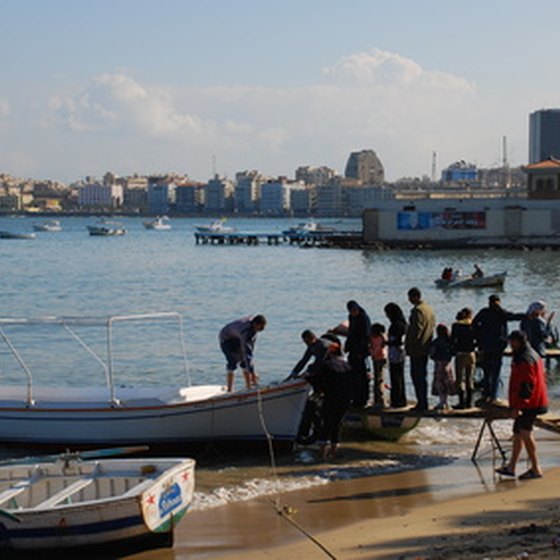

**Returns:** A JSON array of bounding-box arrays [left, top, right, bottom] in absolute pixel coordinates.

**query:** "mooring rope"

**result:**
[[255, 383, 337, 559]]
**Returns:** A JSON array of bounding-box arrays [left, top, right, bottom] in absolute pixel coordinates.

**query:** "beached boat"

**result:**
[[195, 218, 235, 233], [32, 219, 62, 232], [435, 271, 507, 289], [282, 219, 336, 237], [87, 219, 127, 236], [0, 454, 195, 551], [0, 313, 309, 447], [143, 216, 171, 231], [344, 407, 420, 442], [0, 230, 36, 240]]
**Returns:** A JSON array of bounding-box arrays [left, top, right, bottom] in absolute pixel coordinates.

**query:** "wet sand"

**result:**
[[126, 435, 560, 560]]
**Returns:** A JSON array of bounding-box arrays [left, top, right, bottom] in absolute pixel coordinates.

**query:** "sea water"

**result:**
[[1, 215, 559, 506]]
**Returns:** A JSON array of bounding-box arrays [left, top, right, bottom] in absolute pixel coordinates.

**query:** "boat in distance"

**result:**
[[87, 219, 127, 236], [282, 218, 336, 237], [143, 216, 171, 230], [435, 271, 507, 289], [0, 455, 195, 551], [0, 230, 36, 240], [0, 313, 309, 447], [32, 219, 62, 232], [195, 218, 236, 233]]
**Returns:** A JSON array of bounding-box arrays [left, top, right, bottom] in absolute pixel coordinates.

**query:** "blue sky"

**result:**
[[1, 0, 559, 182]]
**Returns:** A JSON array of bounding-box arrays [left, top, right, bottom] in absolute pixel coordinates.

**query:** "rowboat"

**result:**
[[0, 454, 195, 551], [195, 218, 235, 233], [0, 313, 309, 447], [87, 219, 126, 236], [435, 271, 507, 289], [32, 219, 62, 232], [344, 407, 420, 442], [0, 231, 36, 240], [143, 216, 171, 230]]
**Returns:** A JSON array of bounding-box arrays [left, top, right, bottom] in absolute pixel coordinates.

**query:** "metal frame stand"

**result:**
[[471, 418, 507, 463]]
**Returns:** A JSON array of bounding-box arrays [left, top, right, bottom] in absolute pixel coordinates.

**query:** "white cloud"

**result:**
[[42, 50, 498, 181]]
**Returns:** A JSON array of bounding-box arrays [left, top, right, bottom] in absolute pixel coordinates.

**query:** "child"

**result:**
[[429, 323, 456, 410], [451, 307, 476, 409], [370, 323, 387, 408]]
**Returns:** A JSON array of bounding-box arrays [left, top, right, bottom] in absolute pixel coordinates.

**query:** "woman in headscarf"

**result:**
[[520, 300, 555, 358]]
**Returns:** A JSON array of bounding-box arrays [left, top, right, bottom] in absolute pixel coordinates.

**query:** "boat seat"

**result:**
[[0, 470, 42, 506], [32, 478, 93, 509]]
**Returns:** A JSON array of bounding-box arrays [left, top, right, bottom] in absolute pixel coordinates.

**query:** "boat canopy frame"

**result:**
[[0, 312, 191, 407]]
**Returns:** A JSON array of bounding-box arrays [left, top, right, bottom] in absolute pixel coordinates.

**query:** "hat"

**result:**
[[527, 300, 546, 315]]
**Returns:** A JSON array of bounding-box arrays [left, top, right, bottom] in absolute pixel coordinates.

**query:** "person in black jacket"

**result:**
[[345, 300, 372, 408], [451, 307, 476, 409], [472, 295, 523, 403], [384, 302, 408, 408]]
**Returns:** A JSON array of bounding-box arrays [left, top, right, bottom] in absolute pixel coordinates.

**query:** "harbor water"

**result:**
[[1, 214, 560, 518]]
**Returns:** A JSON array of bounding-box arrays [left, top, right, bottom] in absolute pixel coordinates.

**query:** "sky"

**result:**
[[1, 0, 560, 183]]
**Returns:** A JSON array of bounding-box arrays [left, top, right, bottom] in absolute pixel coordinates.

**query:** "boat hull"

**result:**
[[435, 272, 507, 289], [344, 408, 420, 442], [0, 380, 309, 446], [0, 458, 195, 550]]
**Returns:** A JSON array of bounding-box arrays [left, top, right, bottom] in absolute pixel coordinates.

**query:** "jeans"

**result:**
[[481, 349, 503, 400], [410, 355, 429, 410]]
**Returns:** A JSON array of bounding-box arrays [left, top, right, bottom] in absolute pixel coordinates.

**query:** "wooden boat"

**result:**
[[0, 231, 36, 240], [32, 220, 62, 232], [344, 407, 421, 442], [0, 454, 195, 551], [0, 313, 309, 447], [435, 271, 507, 289]]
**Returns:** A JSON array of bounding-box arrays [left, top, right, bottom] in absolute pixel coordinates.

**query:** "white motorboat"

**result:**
[[87, 219, 126, 236], [0, 453, 195, 551], [195, 218, 235, 233], [0, 313, 309, 446], [0, 230, 36, 240], [282, 219, 336, 237], [143, 216, 171, 230], [32, 219, 62, 232]]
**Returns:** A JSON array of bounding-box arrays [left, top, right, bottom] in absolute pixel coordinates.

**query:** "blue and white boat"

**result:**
[[0, 455, 195, 551]]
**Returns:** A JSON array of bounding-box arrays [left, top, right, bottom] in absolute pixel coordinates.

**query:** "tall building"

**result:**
[[147, 176, 176, 215], [529, 109, 560, 164], [344, 150, 385, 185], [234, 170, 265, 213], [295, 165, 336, 186], [260, 178, 290, 214], [204, 175, 234, 212]]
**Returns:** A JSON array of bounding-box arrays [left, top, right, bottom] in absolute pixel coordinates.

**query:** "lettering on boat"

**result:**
[[158, 482, 182, 517]]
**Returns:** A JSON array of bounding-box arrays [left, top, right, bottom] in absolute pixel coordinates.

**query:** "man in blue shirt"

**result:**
[[219, 315, 267, 392]]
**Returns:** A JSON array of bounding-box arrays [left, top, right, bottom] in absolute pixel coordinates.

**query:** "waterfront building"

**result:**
[[295, 165, 336, 186], [234, 170, 266, 213], [122, 175, 148, 212], [441, 160, 478, 183], [529, 109, 560, 164], [78, 179, 123, 209], [204, 175, 234, 212], [524, 157, 560, 200], [344, 149, 385, 185], [147, 176, 176, 215], [260, 178, 291, 215], [176, 181, 204, 213], [315, 179, 343, 216], [346, 185, 394, 216], [289, 184, 313, 215]]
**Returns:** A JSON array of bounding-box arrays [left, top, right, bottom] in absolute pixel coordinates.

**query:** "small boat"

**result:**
[[195, 218, 235, 233], [344, 407, 421, 442], [143, 216, 171, 231], [32, 219, 62, 232], [435, 271, 507, 289], [0, 313, 309, 446], [282, 219, 336, 237], [0, 453, 195, 551], [0, 231, 36, 240], [87, 219, 126, 236]]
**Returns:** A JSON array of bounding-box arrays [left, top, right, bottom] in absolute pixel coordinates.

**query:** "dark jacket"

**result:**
[[520, 316, 551, 358], [291, 337, 331, 376], [451, 320, 476, 353], [428, 336, 454, 363], [472, 305, 523, 352], [219, 317, 258, 372], [345, 306, 372, 356]]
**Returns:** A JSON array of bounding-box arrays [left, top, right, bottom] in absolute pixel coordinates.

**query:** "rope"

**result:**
[[255, 383, 337, 559]]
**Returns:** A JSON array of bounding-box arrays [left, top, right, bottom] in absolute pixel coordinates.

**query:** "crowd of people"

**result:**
[[218, 290, 554, 469]]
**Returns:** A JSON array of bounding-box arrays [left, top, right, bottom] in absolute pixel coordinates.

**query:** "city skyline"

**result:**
[[1, 0, 560, 183]]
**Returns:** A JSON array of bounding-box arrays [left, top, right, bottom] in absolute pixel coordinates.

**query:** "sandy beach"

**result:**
[[126, 433, 560, 560]]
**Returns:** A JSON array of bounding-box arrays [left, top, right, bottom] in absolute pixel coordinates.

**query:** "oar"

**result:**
[[0, 508, 21, 523], [0, 445, 150, 467]]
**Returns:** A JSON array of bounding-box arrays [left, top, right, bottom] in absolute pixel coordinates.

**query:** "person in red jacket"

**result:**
[[496, 330, 548, 480]]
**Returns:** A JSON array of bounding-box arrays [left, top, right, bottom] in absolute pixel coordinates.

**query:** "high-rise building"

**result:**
[[344, 150, 385, 185], [529, 109, 560, 164]]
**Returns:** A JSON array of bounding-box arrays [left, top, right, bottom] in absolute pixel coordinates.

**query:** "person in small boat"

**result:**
[[520, 300, 555, 358], [344, 300, 372, 408], [405, 287, 436, 412], [441, 267, 453, 281], [369, 323, 387, 408], [472, 263, 484, 278], [313, 337, 353, 460], [288, 330, 330, 379], [219, 315, 267, 392], [451, 307, 476, 409], [428, 324, 456, 411], [384, 302, 408, 408], [495, 330, 548, 480]]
